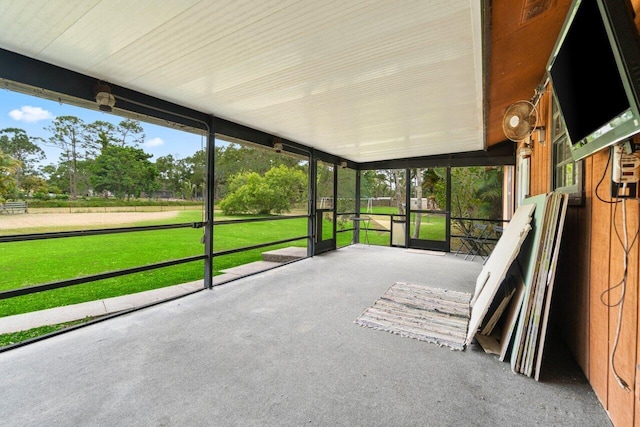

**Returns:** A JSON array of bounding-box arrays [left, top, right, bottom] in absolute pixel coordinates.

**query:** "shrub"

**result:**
[[219, 166, 307, 215], [219, 172, 274, 215], [32, 192, 51, 200]]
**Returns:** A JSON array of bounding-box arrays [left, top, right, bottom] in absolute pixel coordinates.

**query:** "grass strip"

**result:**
[[0, 318, 93, 347]]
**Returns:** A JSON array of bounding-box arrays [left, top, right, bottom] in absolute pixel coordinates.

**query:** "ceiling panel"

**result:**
[[0, 0, 484, 163], [38, 0, 202, 72], [0, 0, 100, 55]]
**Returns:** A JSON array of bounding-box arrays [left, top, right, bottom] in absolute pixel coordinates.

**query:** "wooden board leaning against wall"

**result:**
[[527, 84, 639, 426]]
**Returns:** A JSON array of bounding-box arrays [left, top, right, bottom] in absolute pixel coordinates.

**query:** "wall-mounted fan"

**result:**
[[502, 100, 538, 142]]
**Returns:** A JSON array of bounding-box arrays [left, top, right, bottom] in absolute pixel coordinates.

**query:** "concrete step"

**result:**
[[218, 261, 281, 276], [262, 246, 307, 263], [213, 260, 287, 285]]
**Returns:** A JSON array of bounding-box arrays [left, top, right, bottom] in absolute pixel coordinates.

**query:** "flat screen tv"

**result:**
[[547, 0, 640, 161]]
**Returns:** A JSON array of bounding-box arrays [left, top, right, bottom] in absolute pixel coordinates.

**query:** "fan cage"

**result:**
[[502, 100, 538, 141]]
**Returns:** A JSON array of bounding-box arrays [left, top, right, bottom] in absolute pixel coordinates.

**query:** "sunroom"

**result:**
[[0, 1, 637, 426]]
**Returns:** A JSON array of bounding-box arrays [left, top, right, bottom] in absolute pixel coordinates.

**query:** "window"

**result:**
[[552, 91, 583, 204]]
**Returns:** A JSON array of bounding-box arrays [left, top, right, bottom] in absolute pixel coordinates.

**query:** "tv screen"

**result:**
[[547, 0, 640, 161]]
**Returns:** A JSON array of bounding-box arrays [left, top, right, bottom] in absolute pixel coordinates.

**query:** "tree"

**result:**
[[0, 149, 20, 199], [219, 172, 274, 215], [361, 170, 391, 198], [213, 144, 240, 200], [264, 165, 307, 213], [448, 166, 503, 219], [90, 145, 158, 199], [232, 143, 300, 175], [84, 120, 117, 151], [219, 165, 307, 215], [447, 166, 504, 238], [0, 128, 45, 188], [45, 117, 149, 198], [182, 150, 206, 200], [40, 163, 71, 195], [316, 162, 334, 203], [22, 175, 48, 197], [474, 167, 503, 218], [336, 167, 356, 213], [155, 154, 179, 194], [84, 119, 145, 149], [45, 116, 93, 199], [115, 119, 146, 147], [391, 169, 405, 215], [154, 149, 208, 200], [179, 179, 197, 200], [213, 142, 303, 201]]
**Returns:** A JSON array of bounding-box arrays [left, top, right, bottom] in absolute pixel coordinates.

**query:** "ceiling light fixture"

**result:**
[[94, 82, 116, 112]]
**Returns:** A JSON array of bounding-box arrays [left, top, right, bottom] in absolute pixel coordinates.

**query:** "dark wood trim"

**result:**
[[359, 140, 516, 170]]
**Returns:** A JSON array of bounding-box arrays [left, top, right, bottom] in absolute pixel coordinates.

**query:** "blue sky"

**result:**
[[0, 88, 206, 166]]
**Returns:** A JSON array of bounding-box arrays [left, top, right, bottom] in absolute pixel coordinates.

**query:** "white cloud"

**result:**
[[145, 137, 164, 147], [9, 106, 53, 123]]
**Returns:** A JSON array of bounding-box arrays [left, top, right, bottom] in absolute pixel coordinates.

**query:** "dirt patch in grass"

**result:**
[[0, 211, 180, 230]]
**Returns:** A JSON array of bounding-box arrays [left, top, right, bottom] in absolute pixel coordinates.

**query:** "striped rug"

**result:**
[[355, 282, 472, 350]]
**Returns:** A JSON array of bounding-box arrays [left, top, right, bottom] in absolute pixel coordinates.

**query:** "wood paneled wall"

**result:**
[[528, 94, 639, 426]]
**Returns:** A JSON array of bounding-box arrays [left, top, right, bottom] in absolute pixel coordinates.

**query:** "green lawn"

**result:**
[[409, 213, 446, 240], [0, 211, 310, 317], [0, 209, 448, 319], [362, 206, 401, 215]]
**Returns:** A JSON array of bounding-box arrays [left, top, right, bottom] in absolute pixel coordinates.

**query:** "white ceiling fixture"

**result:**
[[0, 0, 485, 163]]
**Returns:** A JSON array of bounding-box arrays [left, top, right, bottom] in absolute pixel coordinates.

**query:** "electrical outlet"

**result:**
[[611, 143, 640, 198]]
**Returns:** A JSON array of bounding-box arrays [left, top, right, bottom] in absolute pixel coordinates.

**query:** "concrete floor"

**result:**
[[0, 245, 611, 426]]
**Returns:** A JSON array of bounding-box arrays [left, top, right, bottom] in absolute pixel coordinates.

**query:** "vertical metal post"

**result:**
[[404, 167, 411, 248], [355, 168, 361, 244], [332, 162, 338, 243], [308, 151, 317, 257], [204, 116, 215, 289], [445, 166, 452, 249]]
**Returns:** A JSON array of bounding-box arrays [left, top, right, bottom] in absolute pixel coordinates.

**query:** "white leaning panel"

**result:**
[[465, 202, 535, 346]]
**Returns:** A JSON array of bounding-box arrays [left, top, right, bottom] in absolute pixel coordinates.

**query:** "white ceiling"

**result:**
[[0, 0, 484, 163]]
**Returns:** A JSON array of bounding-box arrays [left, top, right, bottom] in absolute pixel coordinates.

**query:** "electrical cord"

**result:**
[[595, 148, 621, 204], [602, 197, 633, 391], [599, 148, 639, 392]]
